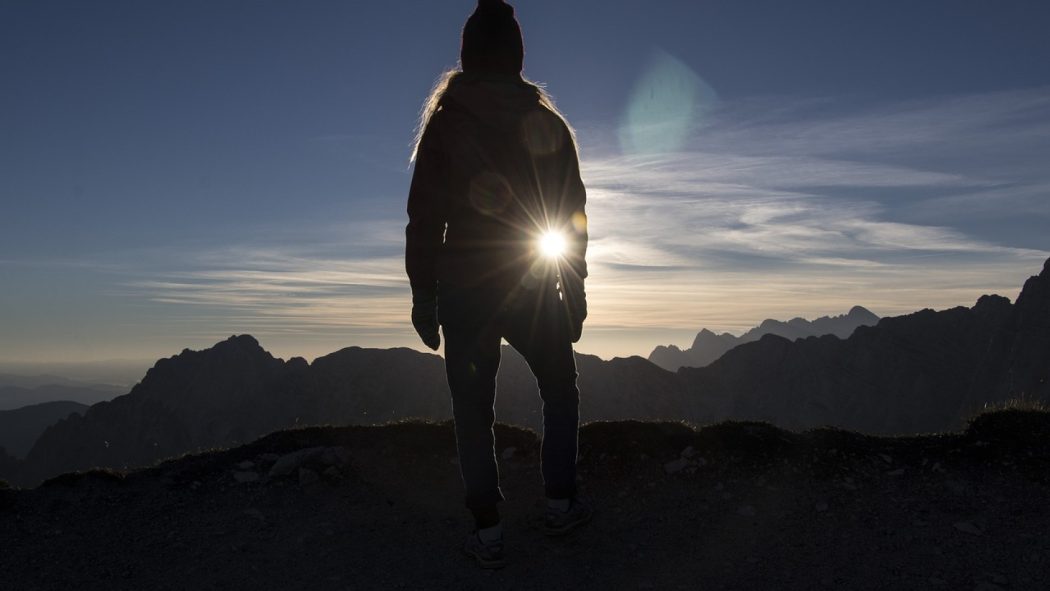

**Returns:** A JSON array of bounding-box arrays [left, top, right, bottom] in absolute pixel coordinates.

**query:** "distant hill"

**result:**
[[4, 258, 1048, 487], [648, 306, 880, 371], [0, 401, 88, 459], [0, 381, 125, 411]]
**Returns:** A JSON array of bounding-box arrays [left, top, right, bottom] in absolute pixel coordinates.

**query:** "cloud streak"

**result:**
[[117, 88, 1050, 359], [573, 87, 1050, 351]]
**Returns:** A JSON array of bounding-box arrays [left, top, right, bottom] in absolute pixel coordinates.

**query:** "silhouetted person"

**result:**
[[405, 0, 590, 569]]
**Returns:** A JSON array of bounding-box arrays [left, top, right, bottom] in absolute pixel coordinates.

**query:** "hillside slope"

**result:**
[[2, 411, 1048, 590]]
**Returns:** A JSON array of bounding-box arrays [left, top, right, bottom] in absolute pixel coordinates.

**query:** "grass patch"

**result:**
[[966, 405, 1050, 446]]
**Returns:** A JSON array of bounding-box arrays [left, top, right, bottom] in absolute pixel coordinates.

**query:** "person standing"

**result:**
[[405, 0, 591, 569]]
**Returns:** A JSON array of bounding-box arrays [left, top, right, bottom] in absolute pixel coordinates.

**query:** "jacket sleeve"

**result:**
[[405, 113, 448, 302], [560, 131, 588, 287], [556, 124, 588, 334]]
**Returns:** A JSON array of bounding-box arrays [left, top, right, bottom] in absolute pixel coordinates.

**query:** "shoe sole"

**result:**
[[543, 508, 593, 537], [463, 546, 507, 569]]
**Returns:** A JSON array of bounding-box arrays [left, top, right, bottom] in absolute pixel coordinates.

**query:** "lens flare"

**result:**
[[619, 48, 718, 156], [539, 231, 567, 258]]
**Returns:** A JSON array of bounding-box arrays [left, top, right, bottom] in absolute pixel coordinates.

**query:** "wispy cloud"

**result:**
[[116, 88, 1050, 359], [574, 87, 1050, 350]]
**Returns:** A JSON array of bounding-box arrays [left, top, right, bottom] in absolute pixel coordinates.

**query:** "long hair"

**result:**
[[410, 68, 578, 162]]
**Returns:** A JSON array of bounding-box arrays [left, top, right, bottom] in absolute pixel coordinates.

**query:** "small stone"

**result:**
[[333, 446, 353, 465], [298, 468, 320, 487], [233, 471, 259, 484], [269, 447, 325, 478], [501, 447, 517, 460], [320, 448, 341, 466], [237, 460, 255, 470], [680, 446, 696, 459], [737, 505, 757, 517], [953, 521, 982, 535], [664, 458, 690, 474]]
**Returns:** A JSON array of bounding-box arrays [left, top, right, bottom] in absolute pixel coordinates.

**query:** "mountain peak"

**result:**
[[216, 334, 262, 351], [1015, 258, 1050, 310]]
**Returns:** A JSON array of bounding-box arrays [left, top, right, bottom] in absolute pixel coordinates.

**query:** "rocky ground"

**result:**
[[2, 409, 1049, 590]]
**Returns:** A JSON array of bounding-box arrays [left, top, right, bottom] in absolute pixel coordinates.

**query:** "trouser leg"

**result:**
[[504, 287, 580, 500], [441, 301, 506, 516]]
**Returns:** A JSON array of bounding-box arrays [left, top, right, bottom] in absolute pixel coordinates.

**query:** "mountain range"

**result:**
[[3, 258, 1048, 488], [648, 306, 880, 371]]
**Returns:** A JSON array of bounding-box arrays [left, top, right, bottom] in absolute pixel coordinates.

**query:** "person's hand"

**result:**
[[570, 298, 586, 343], [561, 277, 587, 343], [412, 297, 440, 351]]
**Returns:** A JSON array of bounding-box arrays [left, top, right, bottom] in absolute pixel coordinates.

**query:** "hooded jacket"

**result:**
[[406, 73, 588, 305]]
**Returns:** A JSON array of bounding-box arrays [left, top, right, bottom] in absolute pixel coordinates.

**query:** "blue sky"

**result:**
[[2, 0, 1049, 363]]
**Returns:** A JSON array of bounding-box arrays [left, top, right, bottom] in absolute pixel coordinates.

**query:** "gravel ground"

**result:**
[[2, 412, 1049, 590]]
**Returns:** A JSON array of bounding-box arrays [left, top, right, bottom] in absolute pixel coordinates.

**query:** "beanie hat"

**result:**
[[460, 0, 524, 75]]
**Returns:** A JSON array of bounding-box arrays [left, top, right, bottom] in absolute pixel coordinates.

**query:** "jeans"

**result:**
[[439, 283, 580, 512]]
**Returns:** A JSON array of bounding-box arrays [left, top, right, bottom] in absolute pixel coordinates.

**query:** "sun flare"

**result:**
[[539, 231, 567, 259]]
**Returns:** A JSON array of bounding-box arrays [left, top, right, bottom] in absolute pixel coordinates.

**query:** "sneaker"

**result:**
[[463, 531, 506, 569], [543, 497, 593, 536]]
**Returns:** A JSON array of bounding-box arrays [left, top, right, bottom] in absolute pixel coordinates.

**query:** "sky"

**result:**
[[2, 0, 1049, 366]]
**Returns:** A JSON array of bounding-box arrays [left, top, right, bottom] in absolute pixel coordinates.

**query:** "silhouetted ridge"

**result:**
[[649, 306, 880, 370]]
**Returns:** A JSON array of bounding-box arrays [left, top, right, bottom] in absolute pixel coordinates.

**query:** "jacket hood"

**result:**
[[440, 73, 541, 132]]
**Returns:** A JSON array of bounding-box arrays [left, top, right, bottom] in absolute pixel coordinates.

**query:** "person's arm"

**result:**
[[405, 114, 448, 350], [559, 130, 588, 343]]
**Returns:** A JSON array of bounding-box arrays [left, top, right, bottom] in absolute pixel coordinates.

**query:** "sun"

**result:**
[[538, 231, 567, 258]]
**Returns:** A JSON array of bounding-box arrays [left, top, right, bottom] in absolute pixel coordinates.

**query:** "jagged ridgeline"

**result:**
[[4, 258, 1048, 488], [648, 306, 881, 371]]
